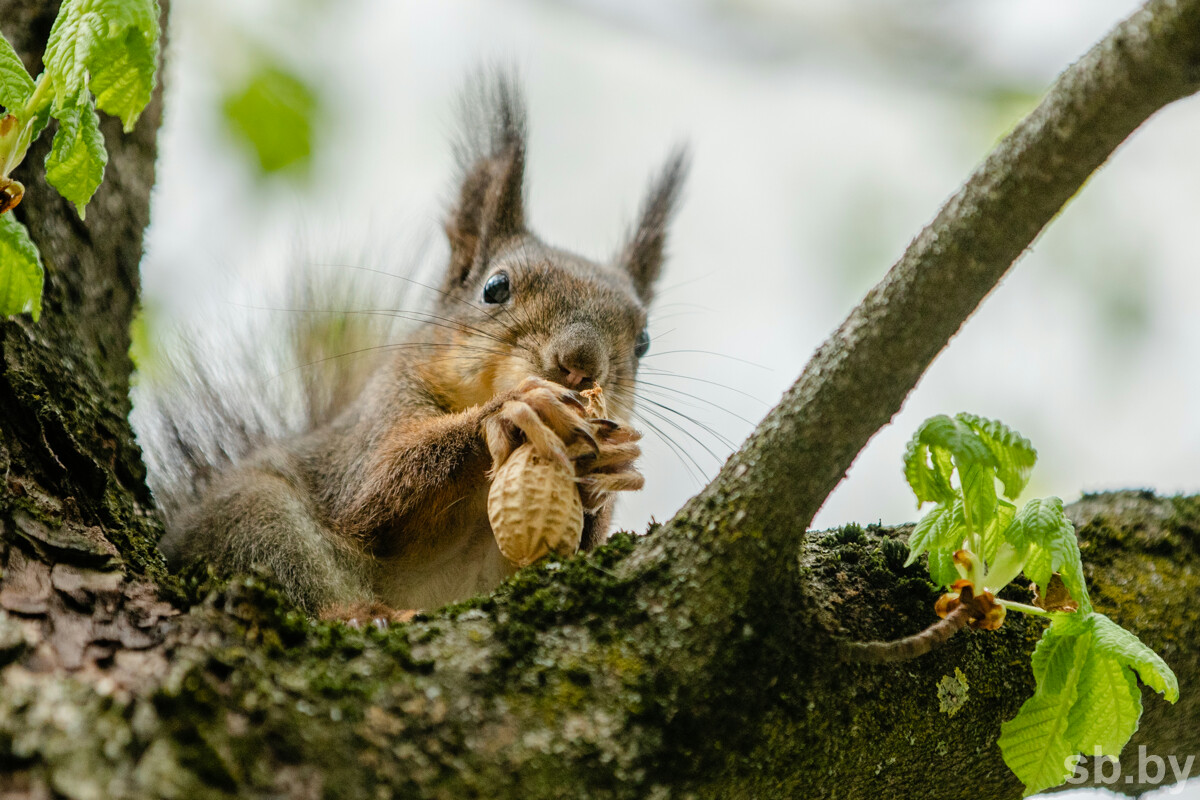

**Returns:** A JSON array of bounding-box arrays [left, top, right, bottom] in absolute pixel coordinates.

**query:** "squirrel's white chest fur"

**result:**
[[370, 486, 516, 610]]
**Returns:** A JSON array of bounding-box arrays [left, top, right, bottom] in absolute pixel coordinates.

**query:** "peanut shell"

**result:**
[[581, 386, 606, 418], [488, 444, 583, 566]]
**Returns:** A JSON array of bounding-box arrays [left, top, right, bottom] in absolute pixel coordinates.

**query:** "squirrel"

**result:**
[[135, 76, 687, 622]]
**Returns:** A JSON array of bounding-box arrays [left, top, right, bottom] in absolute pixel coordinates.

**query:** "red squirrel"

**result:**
[[142, 76, 686, 621]]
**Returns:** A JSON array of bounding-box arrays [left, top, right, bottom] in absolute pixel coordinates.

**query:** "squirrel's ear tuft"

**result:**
[[444, 72, 528, 290], [617, 147, 689, 304]]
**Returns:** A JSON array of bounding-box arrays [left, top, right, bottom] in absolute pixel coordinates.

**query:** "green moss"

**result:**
[[831, 522, 867, 545]]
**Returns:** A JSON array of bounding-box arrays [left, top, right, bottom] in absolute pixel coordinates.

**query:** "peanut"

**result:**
[[487, 386, 607, 566]]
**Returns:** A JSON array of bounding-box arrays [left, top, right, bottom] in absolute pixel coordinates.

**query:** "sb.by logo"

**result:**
[[1065, 747, 1195, 794]]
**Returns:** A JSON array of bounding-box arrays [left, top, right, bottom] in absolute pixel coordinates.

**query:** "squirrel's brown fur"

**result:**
[[140, 75, 687, 619]]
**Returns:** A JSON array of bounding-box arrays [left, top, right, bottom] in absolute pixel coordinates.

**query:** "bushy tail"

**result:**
[[131, 240, 427, 518]]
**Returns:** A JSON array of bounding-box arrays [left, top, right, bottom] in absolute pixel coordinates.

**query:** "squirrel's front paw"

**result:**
[[578, 421, 644, 510], [321, 601, 419, 630], [483, 377, 597, 471]]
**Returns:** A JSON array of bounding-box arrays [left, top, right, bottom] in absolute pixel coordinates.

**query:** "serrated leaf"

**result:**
[[44, 2, 104, 105], [1089, 613, 1179, 702], [918, 414, 996, 470], [903, 437, 954, 506], [956, 413, 1037, 499], [0, 213, 43, 319], [904, 501, 967, 579], [44, 92, 107, 218], [927, 550, 960, 588], [0, 33, 35, 110], [959, 459, 998, 532], [1031, 625, 1088, 695], [88, 24, 157, 131], [222, 65, 316, 174], [43, 0, 160, 123], [1005, 615, 1179, 795], [1004, 497, 1090, 610], [904, 504, 946, 566], [999, 634, 1087, 796], [1068, 648, 1142, 757], [1005, 497, 1070, 550], [981, 499, 1016, 566]]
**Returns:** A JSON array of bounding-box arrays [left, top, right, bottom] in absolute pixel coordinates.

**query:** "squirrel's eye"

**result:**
[[634, 328, 651, 358], [482, 272, 511, 304]]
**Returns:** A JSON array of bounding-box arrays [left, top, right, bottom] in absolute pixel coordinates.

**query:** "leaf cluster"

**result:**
[[901, 413, 1179, 795], [0, 0, 160, 319]]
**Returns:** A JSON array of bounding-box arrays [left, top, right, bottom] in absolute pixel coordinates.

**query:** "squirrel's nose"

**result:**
[[552, 336, 606, 390]]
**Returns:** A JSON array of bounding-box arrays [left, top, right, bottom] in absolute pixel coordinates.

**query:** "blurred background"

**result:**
[[137, 1, 1198, 795]]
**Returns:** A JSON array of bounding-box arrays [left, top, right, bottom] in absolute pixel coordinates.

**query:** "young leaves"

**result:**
[[898, 413, 1179, 796], [902, 414, 1036, 587], [39, 0, 159, 218], [957, 413, 1037, 500], [83, 22, 159, 132], [998, 612, 1179, 796], [44, 92, 107, 219], [0, 35, 35, 112], [43, 0, 161, 132], [905, 500, 966, 586], [1009, 497, 1090, 612], [903, 414, 1035, 517], [0, 0, 160, 320], [997, 633, 1087, 797], [0, 213, 43, 320]]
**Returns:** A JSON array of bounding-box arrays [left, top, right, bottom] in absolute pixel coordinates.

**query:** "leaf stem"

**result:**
[[957, 477, 985, 587], [997, 599, 1051, 617], [1, 71, 54, 177]]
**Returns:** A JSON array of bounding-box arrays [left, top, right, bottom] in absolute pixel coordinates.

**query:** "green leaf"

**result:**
[[904, 414, 1000, 512], [1068, 647, 1142, 757], [0, 213, 43, 320], [981, 499, 1016, 566], [44, 92, 107, 218], [1010, 497, 1090, 611], [956, 413, 1037, 500], [903, 435, 954, 506], [222, 65, 316, 174], [1031, 621, 1088, 694], [904, 500, 967, 574], [999, 634, 1087, 796], [1004, 613, 1179, 794], [43, 0, 160, 127], [88, 24, 157, 132], [959, 459, 998, 532], [1004, 497, 1067, 550], [1089, 613, 1179, 702], [917, 414, 996, 470], [927, 550, 960, 588], [0, 32, 35, 110]]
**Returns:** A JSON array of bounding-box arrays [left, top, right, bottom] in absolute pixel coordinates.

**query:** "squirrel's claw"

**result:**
[[487, 380, 603, 472], [321, 603, 419, 629]]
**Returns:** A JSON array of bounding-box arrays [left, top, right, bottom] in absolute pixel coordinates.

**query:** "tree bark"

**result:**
[[2, 0, 1199, 798]]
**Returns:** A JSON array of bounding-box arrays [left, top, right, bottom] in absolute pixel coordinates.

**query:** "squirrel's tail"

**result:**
[[131, 240, 425, 518]]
